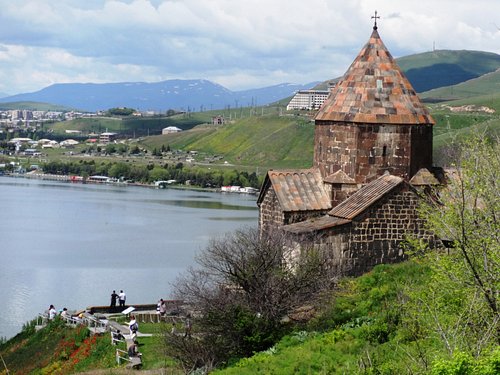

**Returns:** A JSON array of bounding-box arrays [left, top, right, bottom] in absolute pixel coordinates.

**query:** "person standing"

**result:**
[[159, 299, 167, 317], [110, 290, 118, 312], [128, 315, 138, 335], [60, 307, 69, 319], [48, 305, 57, 320], [184, 314, 192, 338], [118, 290, 126, 308]]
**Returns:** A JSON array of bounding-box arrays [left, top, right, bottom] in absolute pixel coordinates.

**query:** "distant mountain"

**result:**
[[0, 101, 73, 111], [420, 69, 500, 108], [397, 50, 500, 92], [0, 80, 319, 112], [0, 92, 10, 99], [314, 50, 500, 93]]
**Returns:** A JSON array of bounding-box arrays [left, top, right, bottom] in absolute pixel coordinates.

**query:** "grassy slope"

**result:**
[[0, 320, 116, 374], [396, 50, 500, 92], [0, 101, 75, 111], [314, 50, 500, 93], [214, 262, 429, 374], [0, 319, 181, 374], [214, 261, 499, 374], [48, 112, 215, 136], [396, 50, 500, 73], [50, 117, 121, 134], [420, 69, 500, 105], [142, 115, 315, 169]]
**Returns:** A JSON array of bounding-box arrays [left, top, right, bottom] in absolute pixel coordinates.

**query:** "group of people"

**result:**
[[109, 290, 127, 312], [47, 305, 69, 320]]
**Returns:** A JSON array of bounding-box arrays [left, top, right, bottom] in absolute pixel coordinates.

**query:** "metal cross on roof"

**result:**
[[371, 10, 380, 30]]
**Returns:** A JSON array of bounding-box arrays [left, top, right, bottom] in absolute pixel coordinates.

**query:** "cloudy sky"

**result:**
[[0, 0, 499, 95]]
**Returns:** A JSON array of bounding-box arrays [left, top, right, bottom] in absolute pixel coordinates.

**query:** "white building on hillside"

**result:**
[[162, 126, 182, 134], [286, 90, 330, 111]]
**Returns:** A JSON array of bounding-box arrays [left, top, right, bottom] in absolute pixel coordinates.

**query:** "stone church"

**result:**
[[257, 22, 441, 277]]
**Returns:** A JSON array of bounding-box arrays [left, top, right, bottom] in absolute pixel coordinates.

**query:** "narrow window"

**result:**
[[382, 145, 387, 157]]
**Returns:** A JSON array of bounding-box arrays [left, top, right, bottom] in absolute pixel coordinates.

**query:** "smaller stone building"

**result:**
[[283, 173, 438, 276]]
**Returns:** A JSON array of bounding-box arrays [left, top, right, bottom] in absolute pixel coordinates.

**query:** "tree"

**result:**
[[423, 137, 498, 317], [167, 227, 332, 371], [406, 136, 500, 365], [149, 166, 169, 182], [108, 162, 130, 179]]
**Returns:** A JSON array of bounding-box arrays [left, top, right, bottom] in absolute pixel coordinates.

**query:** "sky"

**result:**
[[0, 0, 499, 95]]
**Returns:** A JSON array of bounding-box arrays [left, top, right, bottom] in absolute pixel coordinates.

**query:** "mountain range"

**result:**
[[0, 80, 319, 113], [0, 50, 499, 112]]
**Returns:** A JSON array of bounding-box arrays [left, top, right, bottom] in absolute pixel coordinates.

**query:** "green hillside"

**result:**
[[47, 112, 214, 137], [0, 101, 74, 111], [315, 50, 500, 93], [397, 50, 500, 92], [142, 114, 315, 169], [420, 69, 500, 107]]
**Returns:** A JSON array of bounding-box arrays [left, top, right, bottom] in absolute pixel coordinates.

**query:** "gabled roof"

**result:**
[[283, 173, 406, 234], [323, 169, 357, 184], [257, 168, 331, 212], [283, 215, 351, 234], [315, 27, 434, 125], [409, 168, 440, 185], [328, 173, 404, 220]]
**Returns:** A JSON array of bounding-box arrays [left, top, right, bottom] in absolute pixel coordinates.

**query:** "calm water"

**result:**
[[0, 176, 258, 339]]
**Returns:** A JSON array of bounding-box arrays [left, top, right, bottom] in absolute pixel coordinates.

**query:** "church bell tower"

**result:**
[[314, 15, 434, 184]]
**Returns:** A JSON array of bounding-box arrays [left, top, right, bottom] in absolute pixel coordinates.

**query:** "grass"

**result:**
[[420, 69, 500, 104], [213, 260, 499, 374], [0, 101, 74, 111], [0, 319, 115, 374], [49, 117, 121, 135], [0, 318, 182, 374], [213, 262, 432, 374], [141, 114, 315, 169]]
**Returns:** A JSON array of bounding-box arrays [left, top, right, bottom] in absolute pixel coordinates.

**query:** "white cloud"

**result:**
[[0, 0, 498, 94]]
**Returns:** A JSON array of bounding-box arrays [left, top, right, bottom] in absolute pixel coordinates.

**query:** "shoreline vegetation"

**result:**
[[2, 171, 259, 196]]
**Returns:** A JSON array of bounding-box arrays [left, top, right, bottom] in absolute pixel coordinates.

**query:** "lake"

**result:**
[[0, 176, 259, 339]]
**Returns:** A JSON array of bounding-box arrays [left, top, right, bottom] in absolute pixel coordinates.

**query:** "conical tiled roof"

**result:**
[[315, 28, 434, 125]]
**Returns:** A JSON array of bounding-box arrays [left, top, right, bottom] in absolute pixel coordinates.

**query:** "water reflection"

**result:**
[[151, 199, 258, 210]]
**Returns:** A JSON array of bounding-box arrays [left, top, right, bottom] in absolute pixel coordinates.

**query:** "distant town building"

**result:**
[[162, 126, 182, 134], [99, 132, 117, 144], [212, 115, 225, 125], [10, 110, 23, 121], [286, 89, 330, 111], [60, 139, 79, 147]]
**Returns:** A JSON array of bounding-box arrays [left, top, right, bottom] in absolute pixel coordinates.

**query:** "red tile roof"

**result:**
[[328, 173, 404, 220], [283, 173, 405, 234], [283, 215, 351, 234], [315, 28, 434, 125], [259, 168, 332, 212]]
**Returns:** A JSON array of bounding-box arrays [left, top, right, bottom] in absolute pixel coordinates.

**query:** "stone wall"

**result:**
[[259, 185, 330, 234], [258, 186, 284, 233], [313, 121, 433, 184], [293, 185, 438, 277], [326, 182, 359, 208]]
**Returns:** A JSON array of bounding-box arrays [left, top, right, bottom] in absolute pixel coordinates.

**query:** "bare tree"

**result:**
[[166, 227, 333, 370]]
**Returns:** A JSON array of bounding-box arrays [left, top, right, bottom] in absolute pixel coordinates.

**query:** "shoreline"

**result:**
[[2, 172, 259, 196]]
